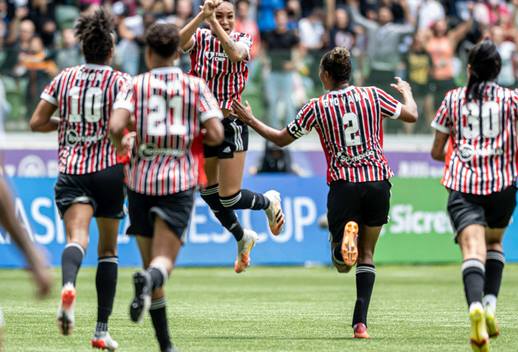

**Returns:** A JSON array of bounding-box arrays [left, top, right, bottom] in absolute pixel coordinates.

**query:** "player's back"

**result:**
[[432, 82, 518, 194], [298, 85, 401, 183], [127, 67, 216, 195], [42, 64, 130, 174]]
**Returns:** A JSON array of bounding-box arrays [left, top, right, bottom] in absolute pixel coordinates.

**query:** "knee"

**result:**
[[66, 228, 89, 249]]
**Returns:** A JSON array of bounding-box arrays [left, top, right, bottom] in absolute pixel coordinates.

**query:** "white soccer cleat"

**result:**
[[91, 331, 119, 351], [234, 229, 258, 273], [57, 283, 76, 336], [264, 190, 285, 236]]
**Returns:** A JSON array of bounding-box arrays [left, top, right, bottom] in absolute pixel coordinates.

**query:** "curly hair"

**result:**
[[74, 9, 115, 64], [466, 40, 502, 101], [320, 47, 352, 84], [145, 22, 180, 59]]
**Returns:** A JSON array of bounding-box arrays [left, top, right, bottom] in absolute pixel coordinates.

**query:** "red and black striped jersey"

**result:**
[[41, 64, 131, 175], [186, 28, 251, 110], [287, 86, 402, 184], [114, 67, 223, 196], [432, 82, 518, 195]]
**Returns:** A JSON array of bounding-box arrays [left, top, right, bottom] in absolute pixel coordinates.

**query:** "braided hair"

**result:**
[[75, 9, 115, 64], [466, 40, 502, 101]]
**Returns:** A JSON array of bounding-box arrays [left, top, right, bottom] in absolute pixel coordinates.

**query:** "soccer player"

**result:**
[[431, 40, 517, 352], [233, 47, 418, 338], [179, 0, 285, 273], [110, 23, 224, 352], [29, 9, 130, 350]]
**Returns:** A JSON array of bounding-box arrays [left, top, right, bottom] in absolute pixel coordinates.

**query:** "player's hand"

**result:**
[[391, 77, 412, 97], [200, 0, 219, 19], [120, 131, 136, 156], [232, 100, 254, 125]]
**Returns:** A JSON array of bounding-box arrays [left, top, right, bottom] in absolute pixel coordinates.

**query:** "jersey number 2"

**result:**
[[343, 113, 362, 146]]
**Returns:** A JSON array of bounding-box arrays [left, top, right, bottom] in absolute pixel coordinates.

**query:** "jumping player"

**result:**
[[29, 9, 130, 350], [233, 47, 418, 338], [179, 0, 285, 273], [110, 23, 224, 352], [431, 40, 517, 352]]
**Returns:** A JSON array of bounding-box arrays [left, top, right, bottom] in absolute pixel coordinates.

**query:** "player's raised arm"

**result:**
[[233, 101, 295, 147], [179, 0, 218, 52], [207, 1, 249, 62], [390, 77, 418, 123]]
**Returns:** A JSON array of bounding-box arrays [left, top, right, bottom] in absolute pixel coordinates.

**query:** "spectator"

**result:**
[[349, 0, 414, 94], [298, 8, 326, 50], [115, 3, 144, 75], [492, 26, 517, 88], [235, 0, 261, 60], [4, 17, 35, 75], [404, 30, 433, 133], [169, 0, 193, 27], [258, 0, 284, 36], [328, 7, 357, 51], [474, 0, 510, 27], [27, 0, 56, 47], [264, 9, 300, 128], [408, 0, 445, 30], [55, 28, 82, 70], [0, 78, 10, 134], [426, 13, 473, 109]]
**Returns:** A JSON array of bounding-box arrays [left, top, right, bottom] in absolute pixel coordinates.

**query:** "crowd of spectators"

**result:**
[[1, 0, 518, 134]]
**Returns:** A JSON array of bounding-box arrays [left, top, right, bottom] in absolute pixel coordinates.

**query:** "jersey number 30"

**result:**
[[461, 101, 500, 139]]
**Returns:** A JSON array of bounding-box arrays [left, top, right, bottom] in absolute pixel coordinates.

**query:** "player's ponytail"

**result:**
[[465, 40, 502, 102], [321, 47, 352, 84], [75, 9, 115, 64]]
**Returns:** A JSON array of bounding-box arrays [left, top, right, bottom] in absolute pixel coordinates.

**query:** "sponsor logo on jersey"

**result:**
[[205, 52, 228, 62], [458, 144, 503, 162], [138, 143, 186, 160], [65, 130, 104, 146], [336, 150, 375, 165]]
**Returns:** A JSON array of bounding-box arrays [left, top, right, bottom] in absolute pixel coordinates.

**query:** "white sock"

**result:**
[[469, 302, 484, 313], [483, 294, 497, 314]]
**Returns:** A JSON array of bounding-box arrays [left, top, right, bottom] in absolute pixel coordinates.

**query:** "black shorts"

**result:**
[[447, 186, 517, 237], [327, 180, 391, 243], [204, 117, 249, 159], [54, 164, 125, 219], [126, 188, 195, 240]]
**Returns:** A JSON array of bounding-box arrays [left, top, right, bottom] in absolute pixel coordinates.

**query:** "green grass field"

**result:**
[[1, 265, 518, 352]]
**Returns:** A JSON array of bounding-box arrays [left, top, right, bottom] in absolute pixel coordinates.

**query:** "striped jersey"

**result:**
[[287, 86, 402, 184], [431, 82, 518, 195], [186, 28, 251, 110], [113, 67, 223, 195], [41, 64, 131, 174]]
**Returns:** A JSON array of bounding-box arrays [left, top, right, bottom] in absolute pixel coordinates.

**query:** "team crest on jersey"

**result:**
[[458, 144, 475, 162]]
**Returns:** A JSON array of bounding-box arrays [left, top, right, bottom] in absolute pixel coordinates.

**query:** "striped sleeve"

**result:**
[[184, 28, 202, 54], [431, 91, 452, 133], [286, 100, 316, 139], [198, 79, 223, 123], [236, 32, 252, 61], [40, 72, 63, 106], [113, 77, 135, 113], [512, 89, 518, 121], [375, 88, 402, 120]]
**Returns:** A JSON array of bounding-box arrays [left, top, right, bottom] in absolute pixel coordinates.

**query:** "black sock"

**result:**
[[485, 250, 505, 297], [61, 243, 85, 286], [220, 189, 270, 210], [352, 264, 376, 327], [200, 185, 244, 241], [96, 256, 118, 330], [148, 266, 167, 290], [150, 297, 172, 352], [462, 259, 485, 307]]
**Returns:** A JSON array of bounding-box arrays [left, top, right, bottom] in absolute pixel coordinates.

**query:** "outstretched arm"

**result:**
[[233, 101, 295, 147], [179, 0, 219, 51]]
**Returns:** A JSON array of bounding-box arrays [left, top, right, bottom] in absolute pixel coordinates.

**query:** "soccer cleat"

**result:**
[[484, 306, 500, 339], [57, 283, 76, 336], [129, 271, 152, 323], [234, 229, 258, 273], [353, 323, 369, 339], [264, 190, 285, 236], [469, 303, 490, 352], [91, 332, 119, 351], [341, 221, 359, 267]]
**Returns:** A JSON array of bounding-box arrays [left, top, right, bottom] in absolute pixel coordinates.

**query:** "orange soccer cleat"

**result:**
[[341, 221, 359, 267]]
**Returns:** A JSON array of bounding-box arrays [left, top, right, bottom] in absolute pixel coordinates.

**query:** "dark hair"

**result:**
[[321, 47, 352, 84], [466, 40, 502, 101], [75, 9, 114, 64], [145, 22, 180, 59]]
